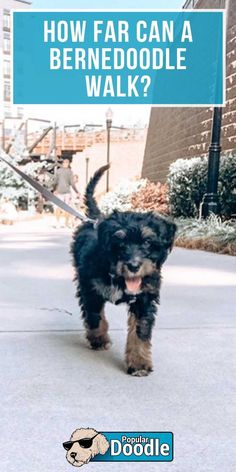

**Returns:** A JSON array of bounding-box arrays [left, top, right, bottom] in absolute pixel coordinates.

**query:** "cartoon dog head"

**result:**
[[63, 428, 109, 467]]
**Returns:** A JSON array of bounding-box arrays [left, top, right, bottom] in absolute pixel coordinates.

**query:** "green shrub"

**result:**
[[218, 155, 236, 218], [167, 154, 236, 218]]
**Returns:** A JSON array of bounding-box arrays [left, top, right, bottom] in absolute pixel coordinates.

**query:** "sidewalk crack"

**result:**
[[39, 307, 73, 316]]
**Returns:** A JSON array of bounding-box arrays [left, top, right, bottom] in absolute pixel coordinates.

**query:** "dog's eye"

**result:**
[[143, 240, 150, 249], [79, 438, 93, 449]]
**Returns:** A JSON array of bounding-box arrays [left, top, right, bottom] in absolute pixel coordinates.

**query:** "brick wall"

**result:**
[[142, 0, 236, 183], [72, 134, 147, 196]]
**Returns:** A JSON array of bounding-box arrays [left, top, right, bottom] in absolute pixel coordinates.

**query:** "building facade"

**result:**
[[0, 0, 31, 120], [142, 0, 235, 183]]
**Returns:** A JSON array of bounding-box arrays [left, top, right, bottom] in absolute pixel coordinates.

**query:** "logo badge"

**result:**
[[63, 430, 173, 466]]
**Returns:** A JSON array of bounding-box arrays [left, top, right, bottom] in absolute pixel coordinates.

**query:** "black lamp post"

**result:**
[[24, 119, 28, 147], [2, 119, 5, 150], [199, 0, 230, 218], [85, 156, 90, 185], [53, 121, 57, 161], [200, 107, 223, 218], [105, 107, 113, 192]]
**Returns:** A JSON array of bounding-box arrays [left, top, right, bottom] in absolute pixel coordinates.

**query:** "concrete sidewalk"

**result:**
[[0, 221, 235, 472]]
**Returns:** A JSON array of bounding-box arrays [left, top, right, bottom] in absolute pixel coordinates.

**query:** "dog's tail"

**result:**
[[84, 164, 109, 219]]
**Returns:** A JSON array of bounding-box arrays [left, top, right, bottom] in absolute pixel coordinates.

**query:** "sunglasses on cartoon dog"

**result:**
[[63, 433, 100, 450]]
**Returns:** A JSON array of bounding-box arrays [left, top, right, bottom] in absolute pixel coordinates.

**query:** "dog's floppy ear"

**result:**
[[97, 215, 124, 252], [96, 434, 110, 455], [97, 220, 113, 252], [164, 219, 177, 252], [152, 214, 177, 252]]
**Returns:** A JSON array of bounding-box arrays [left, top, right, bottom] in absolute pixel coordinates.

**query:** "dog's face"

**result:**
[[98, 211, 176, 294], [63, 428, 109, 467]]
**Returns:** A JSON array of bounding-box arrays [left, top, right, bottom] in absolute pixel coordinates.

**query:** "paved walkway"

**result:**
[[0, 220, 235, 472]]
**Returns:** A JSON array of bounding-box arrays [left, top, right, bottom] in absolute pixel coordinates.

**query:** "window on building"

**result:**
[[3, 33, 10, 53], [3, 60, 11, 77], [3, 10, 11, 29], [4, 81, 11, 102], [17, 107, 24, 118], [4, 106, 12, 118]]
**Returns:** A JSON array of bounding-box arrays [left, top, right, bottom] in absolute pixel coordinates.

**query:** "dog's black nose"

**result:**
[[127, 262, 141, 273], [70, 452, 77, 459]]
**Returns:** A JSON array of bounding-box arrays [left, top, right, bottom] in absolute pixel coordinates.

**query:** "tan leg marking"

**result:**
[[86, 310, 111, 350], [125, 314, 153, 377]]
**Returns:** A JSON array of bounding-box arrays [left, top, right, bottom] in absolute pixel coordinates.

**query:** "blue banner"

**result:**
[[92, 431, 173, 462], [13, 10, 224, 105]]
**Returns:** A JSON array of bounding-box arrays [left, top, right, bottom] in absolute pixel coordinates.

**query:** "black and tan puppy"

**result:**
[[72, 165, 176, 377]]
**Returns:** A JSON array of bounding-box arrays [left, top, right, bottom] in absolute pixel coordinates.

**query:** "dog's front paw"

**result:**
[[127, 364, 153, 377], [88, 334, 111, 351]]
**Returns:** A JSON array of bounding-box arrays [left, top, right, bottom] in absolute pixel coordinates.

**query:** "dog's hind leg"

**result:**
[[80, 291, 111, 350], [125, 299, 156, 377]]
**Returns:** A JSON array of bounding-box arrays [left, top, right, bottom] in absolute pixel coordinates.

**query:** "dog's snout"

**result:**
[[127, 261, 141, 273], [70, 452, 77, 459]]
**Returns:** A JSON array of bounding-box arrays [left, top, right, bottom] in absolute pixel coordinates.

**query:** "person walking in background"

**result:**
[[53, 158, 79, 228]]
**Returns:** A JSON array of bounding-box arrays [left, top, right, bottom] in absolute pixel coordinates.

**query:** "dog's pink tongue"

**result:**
[[125, 277, 142, 294]]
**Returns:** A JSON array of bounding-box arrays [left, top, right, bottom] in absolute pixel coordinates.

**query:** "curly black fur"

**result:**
[[71, 165, 176, 376], [84, 164, 109, 219]]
